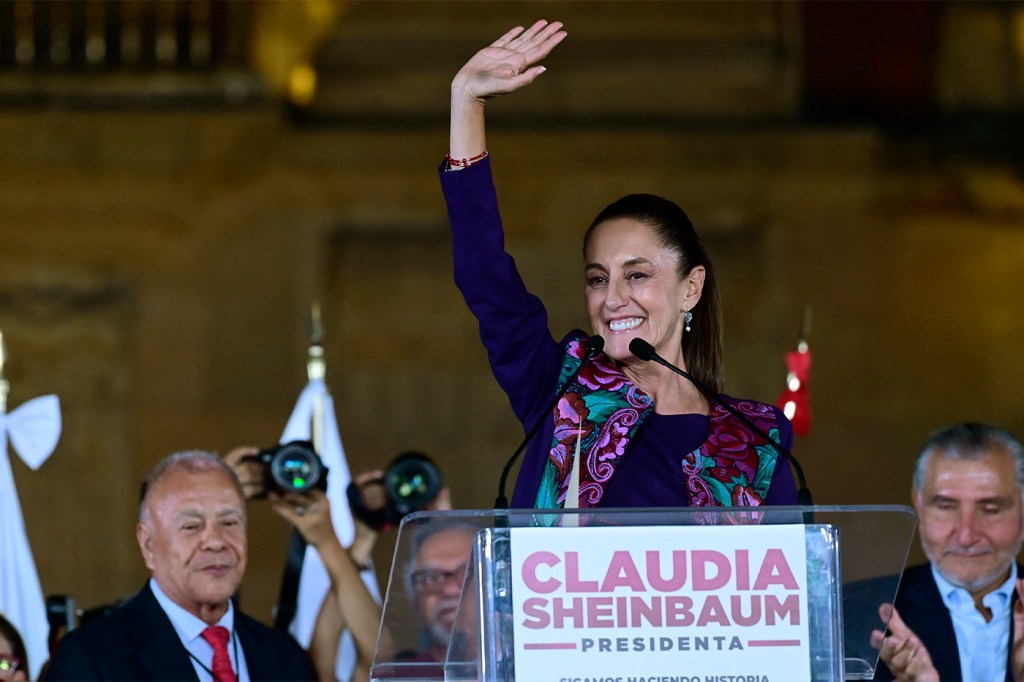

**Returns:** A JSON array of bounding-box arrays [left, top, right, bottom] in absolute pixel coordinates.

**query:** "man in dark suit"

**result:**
[[872, 423, 1024, 681], [45, 450, 315, 681]]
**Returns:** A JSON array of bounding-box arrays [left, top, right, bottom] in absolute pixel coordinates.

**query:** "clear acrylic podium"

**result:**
[[371, 506, 916, 682]]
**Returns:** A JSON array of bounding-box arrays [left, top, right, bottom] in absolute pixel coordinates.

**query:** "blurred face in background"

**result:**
[[0, 632, 26, 682], [411, 527, 476, 654], [914, 446, 1024, 598]]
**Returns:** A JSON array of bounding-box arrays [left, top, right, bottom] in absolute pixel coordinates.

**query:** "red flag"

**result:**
[[777, 339, 811, 435]]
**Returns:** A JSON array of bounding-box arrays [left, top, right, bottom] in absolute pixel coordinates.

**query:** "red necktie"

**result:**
[[200, 626, 238, 682]]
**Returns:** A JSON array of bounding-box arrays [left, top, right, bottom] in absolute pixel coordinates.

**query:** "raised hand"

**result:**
[[223, 445, 264, 500], [870, 603, 939, 682], [450, 20, 567, 161], [453, 20, 567, 104], [270, 489, 337, 548], [272, 488, 382, 677]]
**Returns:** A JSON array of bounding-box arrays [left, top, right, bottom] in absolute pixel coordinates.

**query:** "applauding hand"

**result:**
[[871, 603, 939, 682]]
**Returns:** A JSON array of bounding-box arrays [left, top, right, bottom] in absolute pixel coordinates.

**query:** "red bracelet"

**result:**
[[445, 149, 489, 169]]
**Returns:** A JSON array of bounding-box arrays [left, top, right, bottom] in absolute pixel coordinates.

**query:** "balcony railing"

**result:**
[[0, 0, 262, 106]]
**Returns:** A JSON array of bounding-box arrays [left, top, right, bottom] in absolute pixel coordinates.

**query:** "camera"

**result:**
[[347, 451, 443, 530], [242, 440, 328, 497]]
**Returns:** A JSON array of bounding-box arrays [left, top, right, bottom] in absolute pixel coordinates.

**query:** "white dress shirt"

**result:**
[[933, 563, 1017, 682], [150, 578, 251, 682]]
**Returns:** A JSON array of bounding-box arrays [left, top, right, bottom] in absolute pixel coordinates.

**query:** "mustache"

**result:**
[[942, 546, 994, 556]]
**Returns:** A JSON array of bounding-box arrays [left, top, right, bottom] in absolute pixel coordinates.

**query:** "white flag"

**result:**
[[280, 379, 380, 682], [0, 395, 61, 681]]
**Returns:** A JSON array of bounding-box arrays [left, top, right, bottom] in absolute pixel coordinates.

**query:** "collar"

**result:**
[[149, 578, 235, 642], [931, 562, 1017, 615]]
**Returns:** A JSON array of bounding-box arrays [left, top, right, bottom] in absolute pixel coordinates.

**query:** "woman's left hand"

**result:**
[[452, 20, 566, 104]]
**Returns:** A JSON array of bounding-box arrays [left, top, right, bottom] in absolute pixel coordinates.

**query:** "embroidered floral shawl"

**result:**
[[534, 334, 781, 509]]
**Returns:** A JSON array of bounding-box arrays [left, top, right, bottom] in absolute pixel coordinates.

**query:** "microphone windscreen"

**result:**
[[585, 335, 605, 357], [628, 338, 657, 361]]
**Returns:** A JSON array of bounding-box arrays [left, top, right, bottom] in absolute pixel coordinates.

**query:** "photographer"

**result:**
[[346, 453, 451, 540], [225, 446, 450, 681], [224, 446, 383, 682], [269, 489, 381, 682], [309, 457, 451, 681]]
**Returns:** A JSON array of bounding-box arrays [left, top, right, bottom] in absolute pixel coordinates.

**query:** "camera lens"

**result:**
[[270, 442, 326, 494], [385, 452, 442, 511]]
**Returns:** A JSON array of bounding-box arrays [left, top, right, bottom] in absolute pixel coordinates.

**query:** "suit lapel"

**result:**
[[1005, 564, 1022, 682], [235, 613, 277, 682], [130, 584, 202, 682], [896, 566, 961, 680], [899, 563, 1024, 681]]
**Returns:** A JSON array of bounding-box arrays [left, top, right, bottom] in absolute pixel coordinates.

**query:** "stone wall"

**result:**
[[1, 0, 1023, 627]]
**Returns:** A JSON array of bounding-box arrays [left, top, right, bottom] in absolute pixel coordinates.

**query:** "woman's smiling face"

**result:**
[[584, 217, 703, 364]]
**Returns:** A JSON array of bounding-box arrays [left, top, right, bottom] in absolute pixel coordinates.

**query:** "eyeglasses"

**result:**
[[0, 654, 20, 674], [410, 564, 467, 594]]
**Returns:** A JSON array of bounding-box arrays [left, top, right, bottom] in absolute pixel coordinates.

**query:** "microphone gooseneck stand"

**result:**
[[628, 337, 812, 507], [493, 335, 605, 510]]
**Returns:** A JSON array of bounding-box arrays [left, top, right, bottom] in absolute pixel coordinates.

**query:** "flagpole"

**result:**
[[274, 302, 329, 632], [1, 329, 9, 415], [799, 304, 812, 354], [308, 301, 326, 454], [278, 302, 368, 677]]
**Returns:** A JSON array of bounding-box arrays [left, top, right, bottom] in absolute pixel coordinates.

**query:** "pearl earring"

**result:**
[[683, 311, 693, 333]]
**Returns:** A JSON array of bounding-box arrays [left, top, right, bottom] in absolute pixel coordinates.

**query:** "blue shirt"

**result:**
[[933, 563, 1017, 682], [150, 578, 251, 682]]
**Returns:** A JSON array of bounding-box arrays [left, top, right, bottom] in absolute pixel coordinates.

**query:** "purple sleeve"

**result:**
[[765, 406, 800, 505], [438, 158, 564, 429]]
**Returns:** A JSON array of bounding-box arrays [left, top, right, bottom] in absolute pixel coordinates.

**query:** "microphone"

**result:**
[[494, 335, 605, 509], [628, 338, 812, 506]]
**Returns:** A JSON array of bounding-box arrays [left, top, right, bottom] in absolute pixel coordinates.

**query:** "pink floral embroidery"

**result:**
[[555, 391, 588, 424], [541, 334, 780, 510], [731, 485, 764, 507], [594, 420, 629, 461], [549, 392, 593, 483], [687, 473, 713, 508], [577, 359, 631, 393]]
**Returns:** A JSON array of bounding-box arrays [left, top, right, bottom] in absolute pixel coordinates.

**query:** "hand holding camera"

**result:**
[[224, 443, 448, 542], [224, 440, 328, 499], [346, 451, 447, 532], [269, 488, 337, 548]]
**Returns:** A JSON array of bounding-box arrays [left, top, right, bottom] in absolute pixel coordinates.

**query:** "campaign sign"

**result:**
[[509, 524, 810, 682]]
